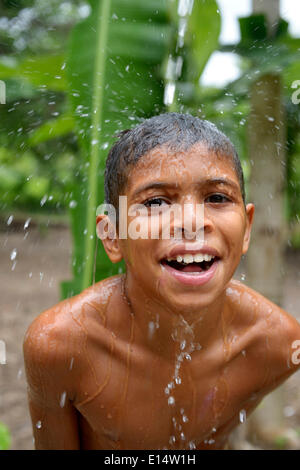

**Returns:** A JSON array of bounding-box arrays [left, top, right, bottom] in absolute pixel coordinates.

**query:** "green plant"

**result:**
[[0, 422, 11, 450]]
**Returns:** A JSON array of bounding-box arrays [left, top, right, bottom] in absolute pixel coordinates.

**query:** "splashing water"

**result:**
[[7, 215, 14, 225], [163, 0, 194, 108], [239, 409, 246, 424], [60, 391, 67, 408], [165, 314, 201, 449]]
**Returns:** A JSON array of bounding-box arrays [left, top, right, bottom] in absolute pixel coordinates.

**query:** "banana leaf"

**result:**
[[60, 0, 172, 298], [61, 0, 222, 298], [0, 54, 66, 91]]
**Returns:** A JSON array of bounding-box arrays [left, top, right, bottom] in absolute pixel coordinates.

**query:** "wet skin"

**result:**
[[23, 143, 300, 449]]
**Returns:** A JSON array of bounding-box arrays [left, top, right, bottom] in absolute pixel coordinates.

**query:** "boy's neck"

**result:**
[[122, 273, 226, 361]]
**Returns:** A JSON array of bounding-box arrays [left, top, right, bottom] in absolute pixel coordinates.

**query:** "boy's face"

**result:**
[[99, 142, 254, 312]]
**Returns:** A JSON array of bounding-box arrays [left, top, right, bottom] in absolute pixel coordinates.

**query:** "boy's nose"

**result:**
[[172, 202, 213, 240]]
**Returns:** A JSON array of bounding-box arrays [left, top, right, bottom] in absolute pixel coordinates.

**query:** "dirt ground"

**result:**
[[0, 218, 300, 450]]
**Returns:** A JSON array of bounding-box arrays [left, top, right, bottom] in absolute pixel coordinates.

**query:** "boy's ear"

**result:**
[[96, 215, 123, 263], [242, 203, 255, 255]]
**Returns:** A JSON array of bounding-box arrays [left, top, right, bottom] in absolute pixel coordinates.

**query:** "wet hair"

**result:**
[[104, 112, 245, 210]]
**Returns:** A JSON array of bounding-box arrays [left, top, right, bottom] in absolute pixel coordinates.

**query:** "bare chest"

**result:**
[[74, 341, 262, 450]]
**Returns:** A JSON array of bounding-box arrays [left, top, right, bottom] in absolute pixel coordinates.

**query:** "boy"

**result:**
[[23, 113, 300, 450]]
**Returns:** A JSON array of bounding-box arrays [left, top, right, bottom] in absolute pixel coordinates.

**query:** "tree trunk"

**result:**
[[233, 0, 289, 449], [247, 74, 286, 306], [245, 73, 287, 447], [252, 0, 280, 35]]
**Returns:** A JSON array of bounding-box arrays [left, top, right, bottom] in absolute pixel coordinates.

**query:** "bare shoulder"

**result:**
[[23, 275, 122, 374], [23, 274, 123, 359], [226, 279, 300, 374]]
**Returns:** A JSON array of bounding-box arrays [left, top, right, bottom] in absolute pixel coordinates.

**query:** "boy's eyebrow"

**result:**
[[131, 181, 175, 198], [200, 177, 240, 191], [131, 178, 240, 198]]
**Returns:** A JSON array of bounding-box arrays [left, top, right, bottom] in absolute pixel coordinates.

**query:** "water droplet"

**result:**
[[69, 357, 74, 370], [180, 432, 186, 440], [148, 321, 156, 340], [24, 218, 31, 230], [7, 215, 14, 225], [169, 435, 176, 445], [240, 273, 246, 281], [69, 200, 77, 209], [188, 440, 196, 449], [60, 391, 67, 408], [164, 82, 176, 106], [10, 248, 17, 261], [40, 195, 47, 207], [168, 396, 175, 406], [182, 414, 189, 423], [36, 420, 42, 429], [239, 409, 246, 423], [177, 0, 194, 17]]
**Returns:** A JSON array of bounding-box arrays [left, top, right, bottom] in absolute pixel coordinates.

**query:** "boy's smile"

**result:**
[[100, 142, 254, 313]]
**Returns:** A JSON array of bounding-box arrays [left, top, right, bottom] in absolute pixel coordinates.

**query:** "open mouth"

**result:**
[[160, 253, 220, 286], [161, 255, 218, 273]]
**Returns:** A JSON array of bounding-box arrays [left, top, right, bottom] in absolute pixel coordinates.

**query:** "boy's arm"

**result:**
[[23, 312, 81, 450]]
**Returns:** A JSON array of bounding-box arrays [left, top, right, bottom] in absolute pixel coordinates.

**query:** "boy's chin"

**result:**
[[162, 290, 220, 314]]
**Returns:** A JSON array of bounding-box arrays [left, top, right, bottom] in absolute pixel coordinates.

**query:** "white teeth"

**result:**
[[168, 253, 215, 264], [183, 254, 193, 264]]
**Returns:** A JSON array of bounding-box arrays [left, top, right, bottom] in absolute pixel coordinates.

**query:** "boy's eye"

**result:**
[[144, 197, 169, 208], [205, 194, 231, 204]]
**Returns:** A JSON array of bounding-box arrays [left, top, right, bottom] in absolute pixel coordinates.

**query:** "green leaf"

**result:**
[[28, 113, 75, 146], [239, 14, 268, 44], [23, 176, 50, 199], [186, 0, 221, 82], [0, 54, 66, 92], [0, 422, 11, 450]]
